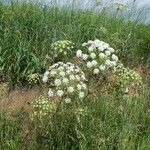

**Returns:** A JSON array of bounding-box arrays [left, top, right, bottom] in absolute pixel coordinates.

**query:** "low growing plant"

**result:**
[[50, 40, 75, 61], [76, 39, 119, 76], [42, 62, 87, 103], [114, 63, 143, 95]]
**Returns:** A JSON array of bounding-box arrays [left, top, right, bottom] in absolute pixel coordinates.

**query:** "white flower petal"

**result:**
[[79, 92, 85, 99], [65, 98, 71, 103], [93, 68, 99, 74], [90, 53, 96, 59]]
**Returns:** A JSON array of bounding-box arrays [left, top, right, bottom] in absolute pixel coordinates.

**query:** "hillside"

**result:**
[[0, 2, 150, 150]]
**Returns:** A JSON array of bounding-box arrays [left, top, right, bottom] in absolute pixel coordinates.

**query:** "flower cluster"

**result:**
[[31, 95, 56, 120], [76, 39, 119, 75], [42, 62, 87, 103], [27, 73, 40, 85], [114, 1, 127, 11], [115, 63, 142, 93], [51, 40, 75, 59]]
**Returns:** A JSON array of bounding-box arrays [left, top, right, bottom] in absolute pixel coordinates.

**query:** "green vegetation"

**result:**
[[0, 2, 149, 84], [0, 1, 150, 150], [0, 87, 150, 150]]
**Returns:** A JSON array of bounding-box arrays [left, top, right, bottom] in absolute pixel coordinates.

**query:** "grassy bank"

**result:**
[[0, 86, 150, 150], [0, 2, 150, 84], [0, 2, 150, 150]]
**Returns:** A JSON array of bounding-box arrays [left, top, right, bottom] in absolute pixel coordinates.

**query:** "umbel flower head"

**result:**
[[31, 95, 56, 120], [76, 39, 119, 75], [114, 1, 127, 11], [27, 73, 40, 85], [51, 40, 75, 59], [115, 63, 142, 93], [42, 62, 87, 103]]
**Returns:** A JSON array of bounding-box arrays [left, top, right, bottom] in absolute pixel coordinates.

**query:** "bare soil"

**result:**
[[0, 84, 42, 114]]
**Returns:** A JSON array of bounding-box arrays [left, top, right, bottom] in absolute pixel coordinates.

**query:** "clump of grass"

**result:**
[[0, 112, 22, 150]]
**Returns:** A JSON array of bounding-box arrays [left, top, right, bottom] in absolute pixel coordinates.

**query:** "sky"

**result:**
[[48, 0, 150, 6], [3, 0, 150, 7], [2, 0, 150, 23]]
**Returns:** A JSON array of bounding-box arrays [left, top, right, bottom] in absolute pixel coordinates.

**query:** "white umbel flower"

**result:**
[[76, 50, 82, 58], [82, 43, 87, 47], [59, 71, 65, 77], [43, 62, 87, 100], [110, 61, 117, 66], [82, 83, 87, 90], [90, 53, 96, 59], [82, 54, 88, 60], [99, 65, 106, 71], [79, 92, 85, 99], [62, 78, 69, 84], [67, 87, 74, 93], [91, 60, 98, 66], [88, 46, 94, 52], [48, 89, 54, 97], [66, 70, 71, 74], [93, 68, 100, 74], [105, 50, 111, 56], [109, 48, 115, 53], [87, 61, 93, 68], [57, 90, 64, 97], [44, 71, 50, 76], [50, 71, 57, 76], [88, 40, 94, 44], [42, 75, 48, 83], [112, 54, 118, 62], [77, 40, 119, 75], [58, 66, 64, 71], [65, 98, 71, 103], [75, 68, 80, 73], [77, 84, 82, 90], [98, 46, 104, 51], [75, 75, 80, 81], [69, 75, 75, 80], [105, 60, 111, 66], [81, 74, 86, 80], [54, 79, 61, 86], [99, 53, 106, 59], [94, 39, 100, 43]]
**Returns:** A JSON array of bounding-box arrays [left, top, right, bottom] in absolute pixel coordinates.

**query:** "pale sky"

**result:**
[[3, 0, 150, 7], [2, 0, 150, 23]]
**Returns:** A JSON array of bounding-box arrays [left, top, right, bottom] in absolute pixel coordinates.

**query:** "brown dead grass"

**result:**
[[0, 85, 42, 114]]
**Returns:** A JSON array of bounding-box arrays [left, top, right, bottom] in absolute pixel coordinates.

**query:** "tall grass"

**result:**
[[0, 2, 149, 85], [0, 86, 150, 150]]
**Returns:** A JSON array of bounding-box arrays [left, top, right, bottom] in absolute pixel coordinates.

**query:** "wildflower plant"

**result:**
[[51, 40, 75, 60], [31, 95, 56, 121], [42, 62, 87, 103], [27, 73, 40, 85], [76, 39, 119, 76], [114, 1, 127, 11], [115, 63, 143, 94]]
